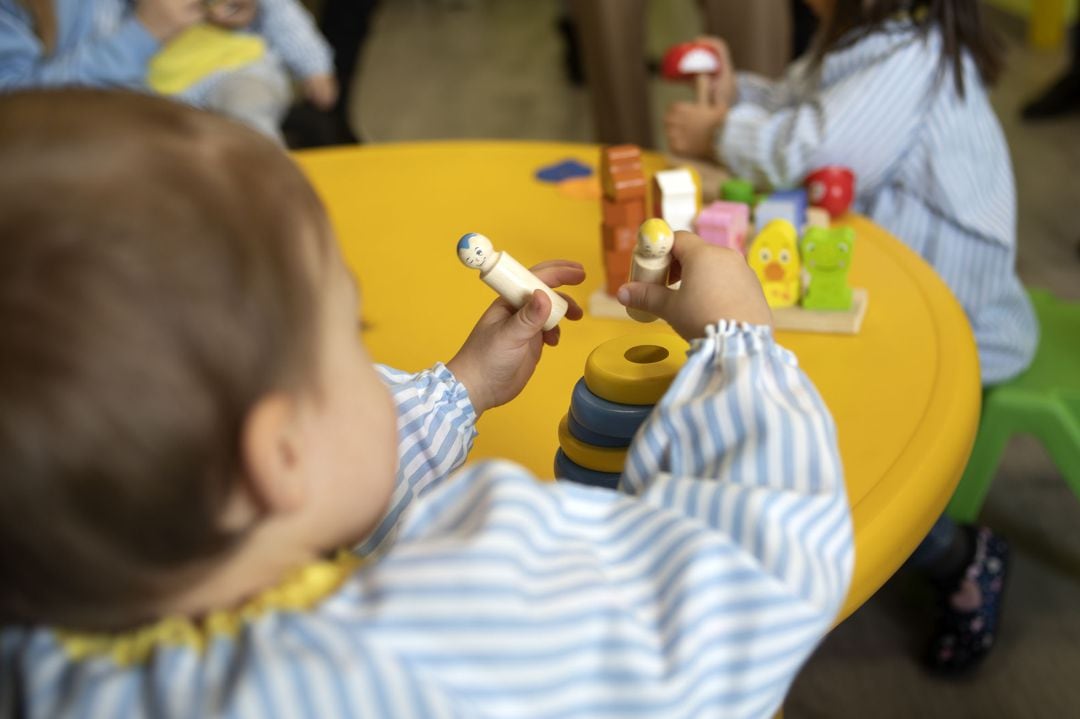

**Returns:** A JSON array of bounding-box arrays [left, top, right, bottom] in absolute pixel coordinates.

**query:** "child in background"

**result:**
[[0, 0, 335, 142], [664, 0, 1036, 673], [0, 89, 852, 719], [148, 0, 335, 142]]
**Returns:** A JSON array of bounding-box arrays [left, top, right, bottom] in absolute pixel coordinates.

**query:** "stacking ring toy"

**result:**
[[558, 415, 628, 473], [566, 411, 632, 448], [569, 379, 651, 439], [554, 449, 621, 490], [583, 333, 687, 405]]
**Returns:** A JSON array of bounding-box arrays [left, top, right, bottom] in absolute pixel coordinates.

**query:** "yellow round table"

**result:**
[[294, 141, 981, 621]]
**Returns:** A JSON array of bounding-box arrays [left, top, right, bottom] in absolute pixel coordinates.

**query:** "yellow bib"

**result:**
[[148, 24, 266, 95]]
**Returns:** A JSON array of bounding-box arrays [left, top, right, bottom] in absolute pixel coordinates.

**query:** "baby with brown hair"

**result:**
[[0, 89, 851, 718]]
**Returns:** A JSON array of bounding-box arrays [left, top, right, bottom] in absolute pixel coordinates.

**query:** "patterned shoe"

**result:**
[[925, 527, 1009, 675]]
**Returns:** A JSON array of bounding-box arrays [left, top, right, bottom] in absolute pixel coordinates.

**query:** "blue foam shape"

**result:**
[[567, 411, 632, 448], [554, 449, 621, 490], [535, 159, 593, 183], [569, 379, 652, 439]]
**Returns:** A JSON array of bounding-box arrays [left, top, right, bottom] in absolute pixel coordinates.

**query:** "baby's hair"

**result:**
[[810, 0, 1004, 98], [0, 89, 330, 630]]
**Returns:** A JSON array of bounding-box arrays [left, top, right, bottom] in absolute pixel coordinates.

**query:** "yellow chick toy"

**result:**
[[747, 219, 801, 308]]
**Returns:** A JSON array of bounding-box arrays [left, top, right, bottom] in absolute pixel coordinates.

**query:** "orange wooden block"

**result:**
[[603, 247, 633, 295], [602, 224, 636, 253], [601, 196, 646, 227], [605, 170, 646, 202], [600, 145, 647, 202]]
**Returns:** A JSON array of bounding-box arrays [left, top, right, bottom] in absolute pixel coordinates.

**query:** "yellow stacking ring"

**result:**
[[583, 333, 688, 405], [558, 415, 628, 473]]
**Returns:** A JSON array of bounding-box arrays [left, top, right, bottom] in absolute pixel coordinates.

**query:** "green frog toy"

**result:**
[[800, 226, 855, 311]]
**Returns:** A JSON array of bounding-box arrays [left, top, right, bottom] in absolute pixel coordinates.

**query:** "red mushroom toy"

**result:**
[[661, 41, 723, 105]]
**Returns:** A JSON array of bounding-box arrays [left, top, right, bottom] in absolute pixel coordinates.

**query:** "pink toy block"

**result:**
[[694, 201, 749, 253]]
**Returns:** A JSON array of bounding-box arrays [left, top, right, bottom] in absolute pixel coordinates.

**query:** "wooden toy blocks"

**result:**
[[754, 195, 802, 234], [806, 206, 831, 229], [592, 144, 650, 316], [805, 166, 855, 217], [651, 168, 697, 232], [770, 224, 869, 335], [720, 178, 755, 205], [695, 200, 749, 253], [801, 226, 855, 310], [747, 219, 801, 309], [600, 145, 647, 202], [768, 188, 808, 229]]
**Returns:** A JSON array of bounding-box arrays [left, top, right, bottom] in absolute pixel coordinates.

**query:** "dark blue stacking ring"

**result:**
[[554, 449, 621, 490], [566, 411, 633, 448], [569, 378, 652, 440]]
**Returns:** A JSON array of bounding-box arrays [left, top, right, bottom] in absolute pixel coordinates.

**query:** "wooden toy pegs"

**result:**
[[456, 232, 569, 331], [627, 218, 675, 323]]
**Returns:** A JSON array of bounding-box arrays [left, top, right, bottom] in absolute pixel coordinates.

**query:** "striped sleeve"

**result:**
[[252, 0, 333, 80], [622, 321, 852, 614], [0, 8, 159, 90], [719, 35, 932, 190], [358, 363, 478, 552], [734, 71, 781, 110], [366, 322, 852, 718]]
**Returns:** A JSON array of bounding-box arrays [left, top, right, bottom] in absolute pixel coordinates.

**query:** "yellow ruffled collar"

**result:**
[[57, 551, 363, 667]]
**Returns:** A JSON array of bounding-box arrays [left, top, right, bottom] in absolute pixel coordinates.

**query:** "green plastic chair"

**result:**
[[947, 288, 1080, 522]]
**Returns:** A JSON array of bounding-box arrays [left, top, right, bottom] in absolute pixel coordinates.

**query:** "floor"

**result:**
[[352, 1, 1080, 716]]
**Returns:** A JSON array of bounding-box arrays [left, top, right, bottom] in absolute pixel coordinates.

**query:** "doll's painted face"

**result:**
[[457, 233, 495, 269], [636, 218, 674, 259], [207, 0, 258, 29]]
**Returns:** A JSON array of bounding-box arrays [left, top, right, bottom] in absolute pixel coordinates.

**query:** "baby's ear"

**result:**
[[239, 393, 308, 516]]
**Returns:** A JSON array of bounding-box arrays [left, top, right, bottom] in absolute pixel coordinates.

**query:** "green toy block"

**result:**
[[800, 226, 854, 310], [720, 178, 755, 205]]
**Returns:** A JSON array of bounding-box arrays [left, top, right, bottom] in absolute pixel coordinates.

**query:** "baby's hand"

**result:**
[[448, 260, 585, 415], [137, 0, 204, 41], [303, 74, 339, 111], [617, 232, 771, 340]]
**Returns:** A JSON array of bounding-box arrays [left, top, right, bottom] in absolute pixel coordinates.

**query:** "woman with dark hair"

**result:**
[[665, 0, 1037, 674]]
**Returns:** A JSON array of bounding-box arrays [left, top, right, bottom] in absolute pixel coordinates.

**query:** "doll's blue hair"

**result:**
[[457, 233, 479, 251]]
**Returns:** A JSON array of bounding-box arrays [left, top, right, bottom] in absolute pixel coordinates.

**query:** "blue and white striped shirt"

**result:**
[[0, 0, 331, 100], [721, 21, 1037, 384], [0, 322, 853, 719]]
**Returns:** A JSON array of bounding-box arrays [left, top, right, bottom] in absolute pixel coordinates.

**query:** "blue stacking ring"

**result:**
[[554, 449, 621, 490], [569, 378, 652, 440], [566, 411, 632, 448]]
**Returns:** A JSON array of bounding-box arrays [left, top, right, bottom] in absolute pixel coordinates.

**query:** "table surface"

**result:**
[[294, 141, 982, 620]]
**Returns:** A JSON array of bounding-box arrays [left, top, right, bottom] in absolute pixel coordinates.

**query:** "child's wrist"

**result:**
[[445, 356, 491, 416]]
